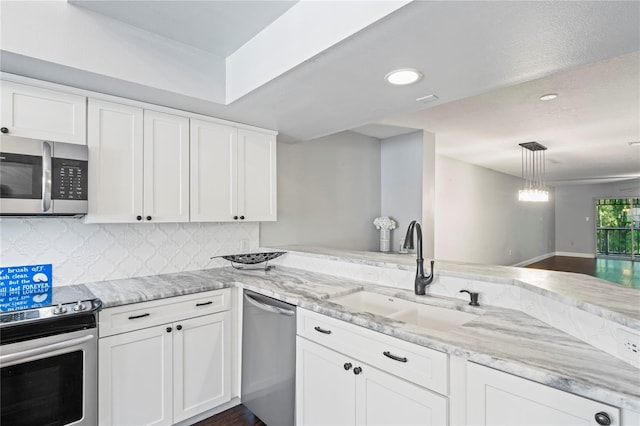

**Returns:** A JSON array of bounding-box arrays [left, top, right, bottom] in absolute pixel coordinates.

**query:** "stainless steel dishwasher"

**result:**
[[242, 290, 296, 426]]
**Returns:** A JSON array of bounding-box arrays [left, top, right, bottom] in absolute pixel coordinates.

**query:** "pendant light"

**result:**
[[518, 142, 549, 202]]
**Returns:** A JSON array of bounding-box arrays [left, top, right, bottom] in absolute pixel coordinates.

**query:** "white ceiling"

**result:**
[[380, 53, 640, 185], [70, 0, 298, 57], [7, 1, 640, 186]]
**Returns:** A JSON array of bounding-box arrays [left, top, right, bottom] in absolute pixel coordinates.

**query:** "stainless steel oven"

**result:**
[[0, 135, 88, 215], [0, 299, 101, 426]]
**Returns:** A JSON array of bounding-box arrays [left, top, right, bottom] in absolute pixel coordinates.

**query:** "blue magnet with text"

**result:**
[[0, 264, 53, 312]]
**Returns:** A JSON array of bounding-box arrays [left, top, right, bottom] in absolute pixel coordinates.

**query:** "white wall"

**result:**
[[381, 131, 423, 251], [555, 179, 640, 256], [261, 131, 381, 250], [434, 155, 555, 266], [0, 219, 258, 286], [0, 1, 226, 103]]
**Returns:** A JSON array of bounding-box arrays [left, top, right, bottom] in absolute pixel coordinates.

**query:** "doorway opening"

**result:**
[[595, 198, 639, 261]]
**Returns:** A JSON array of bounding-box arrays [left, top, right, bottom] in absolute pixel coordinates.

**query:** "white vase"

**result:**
[[380, 229, 390, 252]]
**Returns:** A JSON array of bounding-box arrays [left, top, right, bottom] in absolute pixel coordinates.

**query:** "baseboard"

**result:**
[[511, 252, 555, 267], [554, 251, 596, 259]]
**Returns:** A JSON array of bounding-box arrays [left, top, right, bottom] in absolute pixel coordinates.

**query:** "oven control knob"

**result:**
[[73, 301, 87, 312], [53, 304, 68, 315]]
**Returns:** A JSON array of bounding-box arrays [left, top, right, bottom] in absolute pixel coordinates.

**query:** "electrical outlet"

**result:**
[[616, 328, 640, 367], [239, 239, 249, 252]]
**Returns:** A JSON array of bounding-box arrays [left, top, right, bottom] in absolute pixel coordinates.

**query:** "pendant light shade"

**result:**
[[518, 142, 549, 202]]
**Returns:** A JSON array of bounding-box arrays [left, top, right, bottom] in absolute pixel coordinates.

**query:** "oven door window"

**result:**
[[1, 350, 84, 426], [0, 153, 42, 199]]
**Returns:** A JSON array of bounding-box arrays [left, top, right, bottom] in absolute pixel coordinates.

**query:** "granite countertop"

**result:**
[[57, 264, 640, 412], [272, 245, 640, 329]]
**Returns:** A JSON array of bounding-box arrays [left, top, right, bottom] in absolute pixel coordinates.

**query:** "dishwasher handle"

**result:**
[[244, 293, 295, 316]]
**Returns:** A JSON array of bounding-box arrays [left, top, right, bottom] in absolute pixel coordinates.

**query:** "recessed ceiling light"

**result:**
[[539, 93, 558, 101], [385, 69, 423, 86]]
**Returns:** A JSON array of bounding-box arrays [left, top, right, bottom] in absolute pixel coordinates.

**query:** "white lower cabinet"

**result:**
[[98, 290, 231, 426], [297, 337, 356, 425], [296, 309, 448, 426], [173, 313, 230, 423], [99, 325, 173, 426], [356, 362, 448, 426], [466, 362, 620, 426]]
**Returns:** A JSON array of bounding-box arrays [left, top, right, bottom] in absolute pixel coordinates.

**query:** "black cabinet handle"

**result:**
[[383, 351, 408, 363], [594, 412, 611, 425], [146, 216, 152, 221], [314, 326, 332, 335], [128, 313, 150, 320], [233, 216, 238, 220], [343, 362, 352, 370], [176, 325, 183, 331], [0, 127, 8, 134], [166, 327, 172, 333], [353, 367, 362, 375], [240, 216, 245, 220], [136, 216, 142, 221], [196, 301, 213, 307]]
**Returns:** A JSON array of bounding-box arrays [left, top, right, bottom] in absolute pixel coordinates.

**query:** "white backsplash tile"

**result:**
[[0, 218, 259, 286]]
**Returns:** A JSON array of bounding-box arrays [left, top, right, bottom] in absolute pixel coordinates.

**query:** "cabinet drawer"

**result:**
[[297, 308, 448, 395], [99, 289, 230, 337]]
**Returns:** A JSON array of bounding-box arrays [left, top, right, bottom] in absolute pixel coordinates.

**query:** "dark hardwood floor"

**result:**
[[526, 256, 639, 289], [193, 404, 266, 426]]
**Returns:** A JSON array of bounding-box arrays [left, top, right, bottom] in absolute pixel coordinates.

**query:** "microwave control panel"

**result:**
[[52, 158, 88, 200]]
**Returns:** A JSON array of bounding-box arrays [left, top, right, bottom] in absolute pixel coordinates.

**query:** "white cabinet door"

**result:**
[[173, 311, 231, 423], [467, 362, 620, 426], [87, 98, 143, 223], [1, 80, 87, 145], [356, 363, 448, 426], [238, 129, 277, 221], [143, 110, 189, 222], [190, 119, 237, 222], [297, 337, 357, 426], [98, 325, 173, 426]]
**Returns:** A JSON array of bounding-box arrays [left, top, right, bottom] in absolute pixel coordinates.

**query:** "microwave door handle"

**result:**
[[42, 141, 52, 212]]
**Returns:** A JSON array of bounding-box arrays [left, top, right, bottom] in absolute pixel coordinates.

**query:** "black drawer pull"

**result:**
[[383, 351, 408, 363], [314, 326, 332, 335], [196, 301, 213, 307], [128, 313, 150, 320]]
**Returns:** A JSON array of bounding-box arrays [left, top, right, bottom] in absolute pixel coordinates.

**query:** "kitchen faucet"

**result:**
[[403, 220, 434, 295]]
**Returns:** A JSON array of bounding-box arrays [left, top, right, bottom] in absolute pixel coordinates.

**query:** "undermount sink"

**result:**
[[329, 291, 478, 331]]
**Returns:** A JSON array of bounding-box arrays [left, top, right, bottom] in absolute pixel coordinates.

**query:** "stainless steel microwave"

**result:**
[[0, 135, 88, 216]]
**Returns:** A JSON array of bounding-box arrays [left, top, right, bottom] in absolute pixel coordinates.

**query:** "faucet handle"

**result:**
[[459, 290, 479, 306]]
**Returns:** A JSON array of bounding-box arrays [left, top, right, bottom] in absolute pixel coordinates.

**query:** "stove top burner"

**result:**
[[0, 299, 101, 326], [0, 299, 102, 345]]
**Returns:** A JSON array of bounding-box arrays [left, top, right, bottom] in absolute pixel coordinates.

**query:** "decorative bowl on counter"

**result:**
[[213, 251, 286, 270]]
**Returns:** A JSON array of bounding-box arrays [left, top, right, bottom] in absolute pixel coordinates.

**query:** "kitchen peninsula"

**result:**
[[50, 247, 640, 425]]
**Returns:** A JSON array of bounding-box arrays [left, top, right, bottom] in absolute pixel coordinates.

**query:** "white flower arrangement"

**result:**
[[373, 216, 396, 230]]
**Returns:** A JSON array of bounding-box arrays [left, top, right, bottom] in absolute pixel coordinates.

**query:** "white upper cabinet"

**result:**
[[1, 80, 87, 145], [238, 128, 277, 222], [87, 99, 189, 223], [190, 119, 237, 222], [87, 98, 143, 223], [190, 120, 277, 222], [143, 110, 190, 223]]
